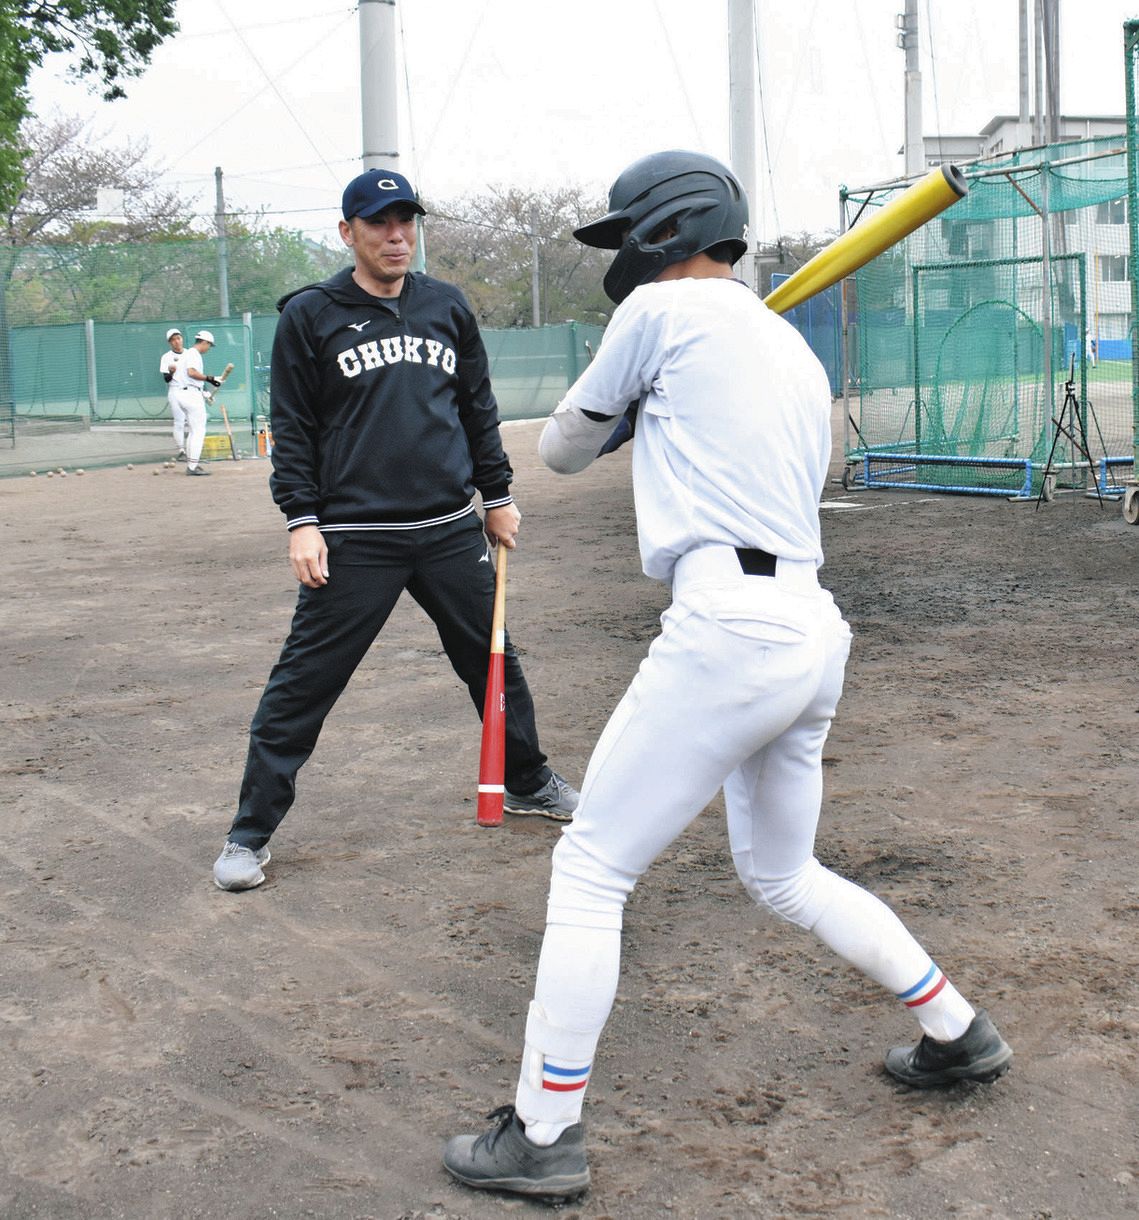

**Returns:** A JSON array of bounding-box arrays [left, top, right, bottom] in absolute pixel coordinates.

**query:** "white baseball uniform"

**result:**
[[160, 349, 188, 452], [515, 276, 975, 1141], [171, 346, 208, 468]]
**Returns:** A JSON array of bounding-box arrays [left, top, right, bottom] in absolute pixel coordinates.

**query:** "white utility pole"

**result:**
[[728, 0, 759, 291], [530, 202, 541, 327], [1033, 0, 1046, 144], [899, 0, 924, 176], [215, 167, 230, 318], [358, 0, 425, 270], [1019, 0, 1031, 148], [1041, 0, 1061, 144], [359, 0, 399, 172]]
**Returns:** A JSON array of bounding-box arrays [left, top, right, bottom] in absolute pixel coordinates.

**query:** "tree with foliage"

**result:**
[[424, 186, 613, 328], [4, 114, 345, 324], [756, 230, 836, 297], [5, 112, 186, 246], [4, 112, 197, 324], [0, 2, 178, 213]]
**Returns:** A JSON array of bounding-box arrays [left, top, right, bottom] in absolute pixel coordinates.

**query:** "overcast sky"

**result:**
[[26, 0, 1139, 248]]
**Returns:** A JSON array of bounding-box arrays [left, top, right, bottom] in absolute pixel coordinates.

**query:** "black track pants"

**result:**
[[228, 515, 550, 848]]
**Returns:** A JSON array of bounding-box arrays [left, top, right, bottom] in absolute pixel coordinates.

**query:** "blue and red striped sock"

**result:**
[[897, 962, 975, 1041]]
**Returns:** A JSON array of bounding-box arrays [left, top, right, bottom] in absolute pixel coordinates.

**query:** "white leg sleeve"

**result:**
[[515, 997, 607, 1132], [740, 857, 975, 1041], [170, 398, 187, 448], [184, 396, 207, 465]]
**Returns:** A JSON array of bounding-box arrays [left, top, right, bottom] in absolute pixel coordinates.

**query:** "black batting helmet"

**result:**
[[575, 150, 749, 304]]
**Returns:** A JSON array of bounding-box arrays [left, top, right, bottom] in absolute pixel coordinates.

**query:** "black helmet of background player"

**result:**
[[574, 150, 749, 305]]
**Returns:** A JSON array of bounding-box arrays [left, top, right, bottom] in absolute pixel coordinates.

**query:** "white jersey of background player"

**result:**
[[168, 330, 218, 476], [443, 151, 1012, 1202], [160, 328, 187, 457]]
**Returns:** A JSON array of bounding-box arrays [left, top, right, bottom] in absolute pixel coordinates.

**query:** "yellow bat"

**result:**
[[762, 164, 967, 316]]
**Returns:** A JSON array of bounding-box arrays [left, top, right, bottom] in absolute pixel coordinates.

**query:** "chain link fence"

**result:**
[[841, 133, 1138, 500], [0, 235, 602, 475]]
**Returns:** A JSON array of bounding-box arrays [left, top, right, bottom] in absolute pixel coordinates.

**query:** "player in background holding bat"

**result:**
[[443, 151, 1011, 1200], [212, 168, 578, 892], [160, 328, 188, 461], [203, 362, 238, 458], [172, 329, 224, 477]]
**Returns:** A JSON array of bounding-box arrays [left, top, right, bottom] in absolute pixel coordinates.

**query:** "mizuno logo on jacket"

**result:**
[[267, 267, 513, 534]]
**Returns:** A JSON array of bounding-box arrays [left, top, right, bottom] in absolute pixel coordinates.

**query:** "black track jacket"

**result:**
[[269, 267, 514, 532]]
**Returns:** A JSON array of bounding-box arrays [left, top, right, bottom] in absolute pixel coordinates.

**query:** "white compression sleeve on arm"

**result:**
[[538, 406, 618, 474]]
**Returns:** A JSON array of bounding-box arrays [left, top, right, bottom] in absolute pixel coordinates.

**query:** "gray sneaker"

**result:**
[[443, 1105, 589, 1200], [885, 1010, 1012, 1087], [503, 772, 578, 822], [213, 842, 271, 891]]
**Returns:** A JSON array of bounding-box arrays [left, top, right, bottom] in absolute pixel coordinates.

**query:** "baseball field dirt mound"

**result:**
[[0, 413, 1135, 1218]]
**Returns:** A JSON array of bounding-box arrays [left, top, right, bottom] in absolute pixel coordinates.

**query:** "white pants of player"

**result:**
[[168, 390, 188, 453], [516, 544, 966, 1130], [171, 387, 207, 467]]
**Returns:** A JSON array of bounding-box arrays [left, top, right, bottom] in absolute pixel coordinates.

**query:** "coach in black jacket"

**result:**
[[212, 169, 578, 892]]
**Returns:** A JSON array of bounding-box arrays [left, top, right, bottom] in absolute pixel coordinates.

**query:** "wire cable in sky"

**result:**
[[852, 0, 894, 163], [174, 7, 356, 171], [770, 0, 820, 174], [753, 3, 783, 237], [207, 0, 347, 189], [652, 0, 706, 149], [925, 0, 945, 162], [174, 6, 354, 41], [168, 202, 588, 251], [418, 0, 492, 182], [398, 0, 422, 188]]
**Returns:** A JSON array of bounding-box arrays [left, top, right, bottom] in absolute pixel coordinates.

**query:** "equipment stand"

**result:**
[[1035, 355, 1104, 510]]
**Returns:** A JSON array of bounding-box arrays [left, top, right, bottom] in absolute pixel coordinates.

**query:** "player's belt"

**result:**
[[735, 547, 777, 577], [674, 545, 818, 594]]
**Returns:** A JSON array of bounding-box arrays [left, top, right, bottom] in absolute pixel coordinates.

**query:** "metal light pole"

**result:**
[[728, 0, 759, 290], [359, 0, 425, 271], [359, 0, 399, 172], [899, 0, 924, 176], [530, 202, 541, 327], [215, 166, 230, 317]]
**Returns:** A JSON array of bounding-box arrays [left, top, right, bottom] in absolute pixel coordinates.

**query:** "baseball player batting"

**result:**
[[171, 330, 224, 476], [443, 150, 1012, 1201]]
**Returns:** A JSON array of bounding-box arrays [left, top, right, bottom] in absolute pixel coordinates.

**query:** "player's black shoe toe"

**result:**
[[443, 1104, 589, 1200], [885, 1009, 1012, 1088]]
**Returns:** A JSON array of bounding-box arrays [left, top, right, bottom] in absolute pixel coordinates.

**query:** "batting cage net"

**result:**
[[0, 234, 603, 476], [841, 133, 1139, 500]]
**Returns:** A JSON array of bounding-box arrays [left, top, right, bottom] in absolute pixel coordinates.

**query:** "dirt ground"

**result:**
[[1, 414, 1137, 1220]]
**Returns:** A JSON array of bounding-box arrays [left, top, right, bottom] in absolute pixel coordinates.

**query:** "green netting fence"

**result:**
[[0, 233, 602, 475], [842, 133, 1139, 498]]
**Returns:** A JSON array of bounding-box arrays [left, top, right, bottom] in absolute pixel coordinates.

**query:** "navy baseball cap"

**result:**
[[341, 169, 426, 221]]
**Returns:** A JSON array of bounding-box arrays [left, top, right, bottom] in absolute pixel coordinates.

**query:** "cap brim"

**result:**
[[353, 197, 427, 220]]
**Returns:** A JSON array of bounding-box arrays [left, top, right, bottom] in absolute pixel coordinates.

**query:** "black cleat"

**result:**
[[443, 1105, 590, 1200], [885, 1009, 1013, 1088]]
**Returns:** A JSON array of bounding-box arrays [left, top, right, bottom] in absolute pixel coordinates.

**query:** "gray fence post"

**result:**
[[85, 319, 98, 421], [566, 321, 579, 388], [242, 311, 255, 435]]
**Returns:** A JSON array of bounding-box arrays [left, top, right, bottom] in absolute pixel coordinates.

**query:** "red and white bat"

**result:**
[[476, 545, 509, 827]]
